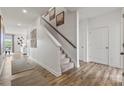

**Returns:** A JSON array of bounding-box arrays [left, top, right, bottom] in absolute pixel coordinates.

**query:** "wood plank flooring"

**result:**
[[0, 53, 122, 86]]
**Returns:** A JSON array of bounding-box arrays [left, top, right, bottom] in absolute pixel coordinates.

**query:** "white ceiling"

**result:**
[[1, 7, 49, 34], [1, 7, 121, 34]]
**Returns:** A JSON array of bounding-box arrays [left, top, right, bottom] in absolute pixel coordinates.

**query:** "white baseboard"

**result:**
[[29, 56, 62, 77]]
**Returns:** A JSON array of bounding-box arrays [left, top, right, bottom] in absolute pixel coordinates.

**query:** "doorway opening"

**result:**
[[5, 34, 14, 55]]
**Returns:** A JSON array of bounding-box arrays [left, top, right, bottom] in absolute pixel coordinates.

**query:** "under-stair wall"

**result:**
[[27, 17, 62, 77]]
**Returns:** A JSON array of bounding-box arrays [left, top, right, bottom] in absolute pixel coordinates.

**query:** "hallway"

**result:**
[[0, 0, 124, 93], [0, 53, 122, 86]]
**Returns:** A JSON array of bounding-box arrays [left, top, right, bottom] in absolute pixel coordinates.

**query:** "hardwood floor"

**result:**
[[0, 53, 122, 86]]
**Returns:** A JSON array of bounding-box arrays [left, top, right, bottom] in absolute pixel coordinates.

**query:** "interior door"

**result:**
[[88, 26, 109, 65]]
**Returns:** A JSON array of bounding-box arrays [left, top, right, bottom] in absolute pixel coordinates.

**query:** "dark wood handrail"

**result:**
[[41, 17, 76, 48]]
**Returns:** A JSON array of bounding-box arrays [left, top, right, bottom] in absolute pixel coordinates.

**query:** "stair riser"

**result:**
[[61, 59, 70, 64], [61, 54, 66, 59], [61, 62, 74, 72]]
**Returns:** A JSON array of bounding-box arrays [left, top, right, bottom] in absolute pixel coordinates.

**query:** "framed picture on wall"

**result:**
[[17, 36, 24, 46], [56, 11, 64, 26], [49, 7, 56, 21], [30, 29, 37, 48]]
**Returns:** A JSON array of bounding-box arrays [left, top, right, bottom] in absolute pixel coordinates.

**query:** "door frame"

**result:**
[[5, 33, 15, 53]]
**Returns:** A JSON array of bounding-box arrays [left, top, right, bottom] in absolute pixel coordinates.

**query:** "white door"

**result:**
[[88, 26, 109, 65], [79, 27, 87, 61]]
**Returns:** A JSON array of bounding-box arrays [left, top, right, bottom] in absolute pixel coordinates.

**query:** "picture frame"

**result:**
[[30, 29, 37, 48], [56, 11, 64, 26], [17, 36, 24, 46], [49, 7, 56, 21]]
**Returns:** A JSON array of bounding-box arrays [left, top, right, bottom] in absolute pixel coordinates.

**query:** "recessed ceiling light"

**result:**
[[17, 24, 21, 26], [22, 9, 27, 13]]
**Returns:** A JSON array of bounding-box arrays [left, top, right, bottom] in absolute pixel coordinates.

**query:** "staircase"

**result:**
[[60, 48, 74, 72], [41, 16, 76, 73]]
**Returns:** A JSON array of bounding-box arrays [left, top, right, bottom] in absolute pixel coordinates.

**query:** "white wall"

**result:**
[[0, 9, 5, 75], [0, 9, 3, 58], [121, 8, 124, 85], [44, 7, 77, 65], [121, 8, 124, 71], [6, 27, 28, 35], [79, 19, 88, 62], [79, 9, 122, 68], [0, 9, 5, 56], [44, 8, 77, 45], [27, 17, 62, 76]]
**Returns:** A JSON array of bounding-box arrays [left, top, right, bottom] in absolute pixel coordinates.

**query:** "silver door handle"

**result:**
[[120, 52, 124, 55], [123, 72, 124, 77], [105, 47, 109, 49]]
